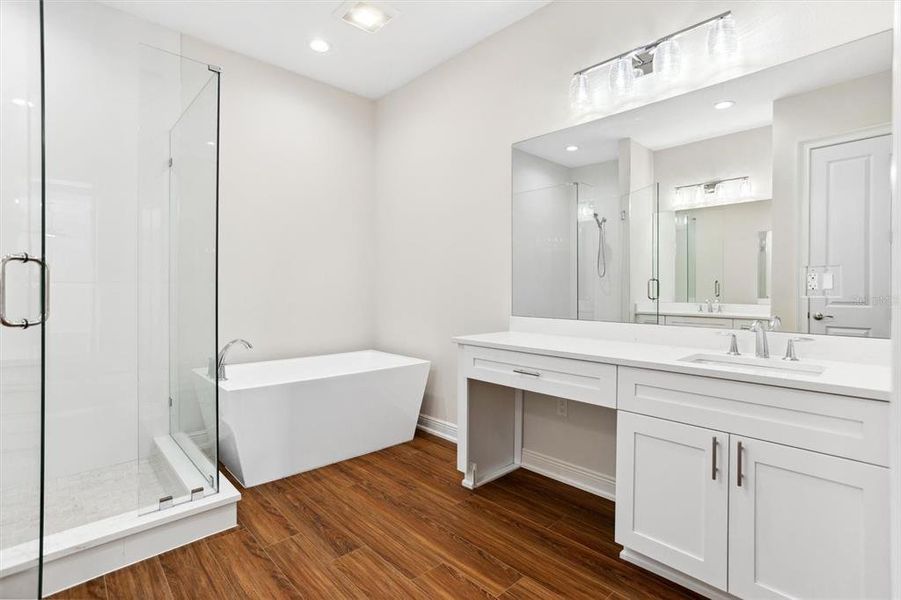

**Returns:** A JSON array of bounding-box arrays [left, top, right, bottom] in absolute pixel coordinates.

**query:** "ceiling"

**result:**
[[516, 30, 893, 168], [100, 0, 550, 99]]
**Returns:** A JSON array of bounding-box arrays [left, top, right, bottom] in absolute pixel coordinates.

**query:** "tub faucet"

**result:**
[[212, 338, 253, 381], [747, 316, 781, 358]]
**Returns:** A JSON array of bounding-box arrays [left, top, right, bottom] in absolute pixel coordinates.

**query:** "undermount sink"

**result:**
[[679, 353, 826, 376]]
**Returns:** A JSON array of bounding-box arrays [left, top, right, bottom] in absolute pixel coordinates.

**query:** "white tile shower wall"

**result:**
[[44, 1, 181, 480], [374, 1, 893, 477]]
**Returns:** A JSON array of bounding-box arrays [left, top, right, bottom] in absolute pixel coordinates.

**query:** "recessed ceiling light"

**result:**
[[339, 1, 397, 33], [714, 100, 735, 110], [565, 145, 579, 152], [310, 38, 331, 53]]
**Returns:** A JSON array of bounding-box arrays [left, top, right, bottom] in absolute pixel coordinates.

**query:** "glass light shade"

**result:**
[[739, 177, 752, 197], [653, 39, 681, 81], [707, 14, 737, 59], [569, 73, 591, 112], [609, 56, 635, 95]]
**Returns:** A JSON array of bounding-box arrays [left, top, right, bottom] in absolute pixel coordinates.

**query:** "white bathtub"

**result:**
[[216, 350, 429, 487]]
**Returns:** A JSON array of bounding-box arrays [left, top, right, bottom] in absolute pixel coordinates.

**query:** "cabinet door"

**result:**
[[729, 437, 890, 599], [616, 412, 729, 589]]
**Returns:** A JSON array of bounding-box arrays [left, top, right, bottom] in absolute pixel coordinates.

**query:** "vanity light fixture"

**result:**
[[309, 38, 331, 53], [570, 11, 736, 109], [673, 175, 752, 209], [338, 1, 397, 33], [565, 145, 579, 152], [714, 100, 735, 110]]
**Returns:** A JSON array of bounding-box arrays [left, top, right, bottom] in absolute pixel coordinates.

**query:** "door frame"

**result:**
[[797, 124, 892, 333]]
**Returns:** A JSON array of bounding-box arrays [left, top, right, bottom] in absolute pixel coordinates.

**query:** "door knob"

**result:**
[[812, 312, 834, 321]]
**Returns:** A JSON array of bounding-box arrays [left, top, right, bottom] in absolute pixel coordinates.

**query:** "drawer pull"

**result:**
[[736, 441, 744, 487], [512, 368, 541, 377], [711, 437, 718, 480]]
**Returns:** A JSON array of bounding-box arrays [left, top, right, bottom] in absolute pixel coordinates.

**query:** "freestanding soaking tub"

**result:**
[[215, 350, 429, 487]]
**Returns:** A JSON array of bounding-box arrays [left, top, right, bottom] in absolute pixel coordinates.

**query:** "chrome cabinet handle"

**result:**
[[812, 312, 834, 321], [736, 440, 744, 487], [711, 437, 718, 480], [0, 253, 50, 329], [512, 369, 540, 377]]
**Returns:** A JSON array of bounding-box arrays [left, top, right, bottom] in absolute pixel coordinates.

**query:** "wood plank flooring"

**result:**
[[51, 433, 702, 599]]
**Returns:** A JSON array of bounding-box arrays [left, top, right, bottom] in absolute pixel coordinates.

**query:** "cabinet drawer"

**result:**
[[618, 367, 889, 466], [462, 346, 616, 408], [664, 315, 732, 328]]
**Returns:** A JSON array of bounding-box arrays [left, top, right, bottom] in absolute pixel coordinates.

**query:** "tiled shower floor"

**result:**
[[0, 453, 187, 551]]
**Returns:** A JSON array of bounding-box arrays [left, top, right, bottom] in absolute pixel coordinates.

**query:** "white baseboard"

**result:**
[[520, 448, 616, 501], [416, 414, 458, 442]]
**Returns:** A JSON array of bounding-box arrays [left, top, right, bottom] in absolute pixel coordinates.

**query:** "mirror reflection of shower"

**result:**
[[593, 212, 608, 279]]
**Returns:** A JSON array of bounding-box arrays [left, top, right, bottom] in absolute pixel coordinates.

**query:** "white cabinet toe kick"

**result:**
[[455, 338, 890, 600]]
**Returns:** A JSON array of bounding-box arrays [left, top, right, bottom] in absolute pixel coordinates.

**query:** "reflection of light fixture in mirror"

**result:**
[[609, 56, 635, 95], [707, 13, 738, 60], [653, 39, 681, 81], [565, 145, 579, 152], [568, 73, 591, 112], [714, 100, 735, 110], [571, 11, 734, 108], [674, 175, 753, 209]]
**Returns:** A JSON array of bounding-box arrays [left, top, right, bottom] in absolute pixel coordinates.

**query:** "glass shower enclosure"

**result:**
[[0, 3, 220, 596]]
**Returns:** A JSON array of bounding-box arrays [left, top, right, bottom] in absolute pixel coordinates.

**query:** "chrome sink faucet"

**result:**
[[747, 316, 781, 359], [211, 338, 253, 381]]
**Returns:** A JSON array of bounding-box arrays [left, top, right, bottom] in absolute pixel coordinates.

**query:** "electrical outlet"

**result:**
[[807, 272, 819, 291], [556, 399, 568, 418]]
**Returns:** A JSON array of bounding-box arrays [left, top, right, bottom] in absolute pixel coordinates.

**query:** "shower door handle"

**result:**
[[646, 278, 659, 300], [0, 253, 49, 328]]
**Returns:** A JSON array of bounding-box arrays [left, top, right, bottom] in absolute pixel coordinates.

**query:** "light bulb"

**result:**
[[569, 73, 591, 112], [707, 14, 737, 60], [653, 39, 681, 81], [609, 55, 635, 96]]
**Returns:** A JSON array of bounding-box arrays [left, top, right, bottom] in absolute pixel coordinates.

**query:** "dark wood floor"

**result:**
[[52, 433, 701, 599]]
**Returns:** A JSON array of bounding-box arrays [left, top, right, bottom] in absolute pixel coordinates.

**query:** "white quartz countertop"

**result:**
[[453, 331, 890, 401]]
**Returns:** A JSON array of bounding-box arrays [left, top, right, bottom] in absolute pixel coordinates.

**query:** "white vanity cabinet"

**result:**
[[615, 412, 729, 589], [728, 437, 889, 600], [616, 367, 891, 599]]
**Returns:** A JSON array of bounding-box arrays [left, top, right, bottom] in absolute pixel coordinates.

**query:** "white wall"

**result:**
[[771, 70, 892, 330], [374, 0, 893, 478], [181, 37, 378, 364]]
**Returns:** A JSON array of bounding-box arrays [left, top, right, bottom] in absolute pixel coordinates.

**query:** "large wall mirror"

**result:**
[[513, 30, 893, 338]]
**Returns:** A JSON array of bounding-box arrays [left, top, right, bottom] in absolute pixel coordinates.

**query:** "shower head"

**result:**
[[593, 212, 606, 228]]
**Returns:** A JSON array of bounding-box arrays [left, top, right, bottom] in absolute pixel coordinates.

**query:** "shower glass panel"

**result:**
[[512, 183, 579, 319], [628, 184, 660, 323], [137, 48, 220, 513], [0, 1, 45, 596], [168, 71, 219, 492]]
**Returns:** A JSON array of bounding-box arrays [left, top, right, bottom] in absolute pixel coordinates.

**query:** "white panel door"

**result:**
[[615, 412, 728, 589], [729, 437, 890, 599], [808, 134, 892, 337]]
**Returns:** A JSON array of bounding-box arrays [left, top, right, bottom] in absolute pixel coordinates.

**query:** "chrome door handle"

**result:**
[[711, 437, 718, 480], [736, 440, 744, 487], [0, 253, 50, 328], [512, 369, 540, 377], [647, 278, 659, 300], [812, 312, 834, 321]]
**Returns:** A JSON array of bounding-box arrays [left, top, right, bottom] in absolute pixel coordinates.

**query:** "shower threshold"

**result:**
[[0, 473, 238, 597]]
